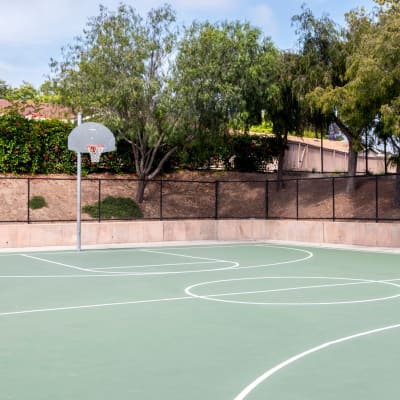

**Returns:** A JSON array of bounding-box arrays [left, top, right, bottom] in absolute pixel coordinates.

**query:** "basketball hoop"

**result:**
[[68, 120, 115, 250], [87, 144, 105, 163]]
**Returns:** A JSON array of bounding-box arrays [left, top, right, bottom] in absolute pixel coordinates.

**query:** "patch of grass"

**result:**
[[82, 196, 143, 219], [29, 195, 47, 210]]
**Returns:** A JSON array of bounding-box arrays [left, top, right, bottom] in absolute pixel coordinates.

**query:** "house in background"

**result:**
[[284, 135, 395, 175], [0, 99, 75, 122]]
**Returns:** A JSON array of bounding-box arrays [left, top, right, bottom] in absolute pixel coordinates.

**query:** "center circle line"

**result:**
[[185, 276, 400, 305]]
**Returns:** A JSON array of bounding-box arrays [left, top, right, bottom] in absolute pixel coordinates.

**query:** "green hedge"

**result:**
[[0, 114, 133, 175], [0, 114, 281, 175], [227, 134, 280, 172], [171, 133, 280, 172]]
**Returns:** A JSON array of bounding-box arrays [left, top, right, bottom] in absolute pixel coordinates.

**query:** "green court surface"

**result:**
[[1, 242, 400, 399]]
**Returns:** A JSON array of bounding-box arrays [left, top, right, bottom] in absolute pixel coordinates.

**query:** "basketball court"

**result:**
[[1, 242, 399, 399]]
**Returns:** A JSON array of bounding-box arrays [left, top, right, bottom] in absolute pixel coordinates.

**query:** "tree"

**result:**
[[307, 0, 400, 204], [291, 5, 370, 185], [264, 51, 303, 185], [172, 21, 278, 140], [6, 81, 39, 101], [0, 80, 49, 118], [318, 0, 400, 205], [50, 4, 180, 203], [381, 102, 400, 206], [261, 6, 349, 187], [0, 79, 11, 98], [350, 0, 400, 205]]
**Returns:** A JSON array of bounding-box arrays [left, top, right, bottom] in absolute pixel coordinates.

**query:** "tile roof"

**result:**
[[0, 99, 75, 121], [287, 134, 349, 153]]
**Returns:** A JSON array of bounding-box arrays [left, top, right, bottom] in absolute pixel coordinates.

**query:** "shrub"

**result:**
[[249, 120, 274, 134], [29, 195, 47, 209], [170, 133, 281, 172], [221, 134, 280, 172], [82, 196, 143, 219], [0, 114, 134, 175], [0, 114, 75, 174]]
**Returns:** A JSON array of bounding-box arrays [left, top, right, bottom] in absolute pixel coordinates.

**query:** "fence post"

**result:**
[[265, 180, 269, 219], [27, 178, 31, 224], [215, 181, 219, 219], [375, 175, 379, 222], [160, 179, 163, 220], [332, 177, 336, 221], [296, 179, 299, 220], [98, 179, 102, 223]]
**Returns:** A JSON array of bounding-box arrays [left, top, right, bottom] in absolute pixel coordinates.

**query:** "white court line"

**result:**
[[185, 276, 400, 305], [0, 243, 247, 257], [10, 244, 311, 276], [93, 260, 218, 270], [91, 262, 238, 275], [139, 245, 313, 272], [88, 248, 239, 275], [92, 244, 310, 274], [0, 296, 192, 317], [90, 244, 313, 275], [21, 254, 94, 272], [240, 246, 313, 269], [18, 251, 238, 276], [2, 240, 400, 257], [141, 248, 233, 263], [205, 280, 381, 298], [0, 274, 134, 279], [233, 322, 400, 400]]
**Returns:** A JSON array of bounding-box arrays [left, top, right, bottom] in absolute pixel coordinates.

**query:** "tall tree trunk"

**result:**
[[276, 149, 286, 189], [346, 141, 358, 192], [136, 178, 147, 204], [129, 138, 177, 204], [333, 116, 358, 192], [275, 133, 288, 190]]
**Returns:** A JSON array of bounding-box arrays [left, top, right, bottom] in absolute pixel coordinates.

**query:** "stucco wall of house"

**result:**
[[283, 138, 395, 174]]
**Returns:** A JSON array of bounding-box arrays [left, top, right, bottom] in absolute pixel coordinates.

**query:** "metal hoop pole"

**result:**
[[76, 112, 82, 251], [77, 152, 82, 251]]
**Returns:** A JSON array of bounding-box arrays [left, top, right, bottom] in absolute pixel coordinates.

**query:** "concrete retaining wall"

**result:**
[[1, 220, 399, 250]]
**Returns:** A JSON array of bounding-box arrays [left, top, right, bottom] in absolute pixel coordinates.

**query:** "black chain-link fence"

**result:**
[[1, 174, 399, 223]]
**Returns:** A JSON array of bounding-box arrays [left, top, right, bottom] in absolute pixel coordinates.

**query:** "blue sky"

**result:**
[[0, 0, 376, 88]]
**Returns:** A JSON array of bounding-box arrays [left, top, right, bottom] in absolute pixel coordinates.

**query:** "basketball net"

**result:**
[[87, 144, 105, 163]]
